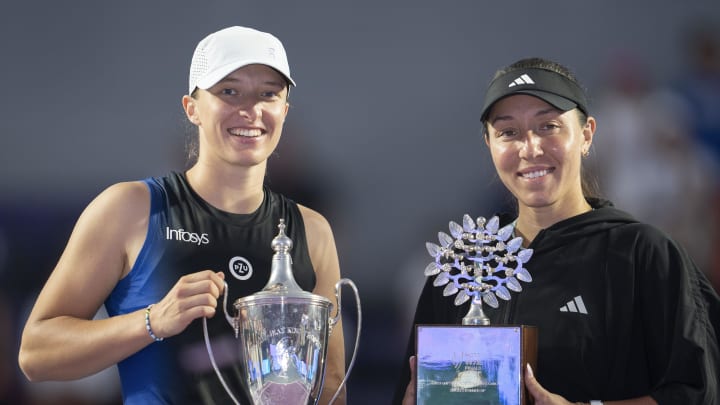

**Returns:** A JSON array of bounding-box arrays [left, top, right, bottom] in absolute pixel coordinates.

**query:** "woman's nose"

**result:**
[[519, 133, 543, 158], [237, 98, 261, 120]]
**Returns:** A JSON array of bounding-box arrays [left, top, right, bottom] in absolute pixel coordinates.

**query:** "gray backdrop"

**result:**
[[2, 1, 719, 403]]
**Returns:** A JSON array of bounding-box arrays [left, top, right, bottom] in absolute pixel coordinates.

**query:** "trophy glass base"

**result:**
[[415, 324, 537, 405], [257, 381, 312, 405]]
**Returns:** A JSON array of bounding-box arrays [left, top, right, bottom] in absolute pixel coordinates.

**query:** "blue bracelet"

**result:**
[[145, 304, 164, 342]]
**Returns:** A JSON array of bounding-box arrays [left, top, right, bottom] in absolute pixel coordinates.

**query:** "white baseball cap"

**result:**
[[187, 26, 296, 95]]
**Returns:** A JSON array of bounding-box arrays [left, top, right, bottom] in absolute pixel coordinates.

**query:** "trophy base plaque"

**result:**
[[415, 324, 537, 405]]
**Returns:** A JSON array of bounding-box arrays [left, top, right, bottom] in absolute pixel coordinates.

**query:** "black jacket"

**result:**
[[394, 198, 720, 404]]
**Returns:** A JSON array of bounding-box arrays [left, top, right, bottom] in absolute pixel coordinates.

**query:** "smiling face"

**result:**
[[485, 94, 595, 215], [182, 64, 290, 169]]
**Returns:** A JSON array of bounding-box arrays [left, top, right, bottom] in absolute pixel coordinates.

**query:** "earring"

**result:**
[[582, 149, 590, 158]]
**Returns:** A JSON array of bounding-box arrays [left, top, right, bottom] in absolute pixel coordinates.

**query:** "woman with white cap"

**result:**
[[395, 57, 719, 405], [19, 26, 347, 405]]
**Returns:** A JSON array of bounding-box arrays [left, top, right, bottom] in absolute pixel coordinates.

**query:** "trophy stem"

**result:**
[[462, 299, 490, 325]]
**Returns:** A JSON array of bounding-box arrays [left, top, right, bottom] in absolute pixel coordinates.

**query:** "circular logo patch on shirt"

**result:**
[[229, 256, 253, 280]]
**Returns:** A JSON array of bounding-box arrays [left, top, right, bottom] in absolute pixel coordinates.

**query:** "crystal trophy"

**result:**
[[416, 215, 537, 405], [204, 220, 361, 405]]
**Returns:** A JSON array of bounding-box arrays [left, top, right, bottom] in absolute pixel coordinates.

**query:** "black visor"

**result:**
[[480, 68, 588, 122]]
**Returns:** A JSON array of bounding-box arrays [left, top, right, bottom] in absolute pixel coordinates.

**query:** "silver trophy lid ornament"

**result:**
[[425, 215, 533, 325], [239, 220, 327, 304]]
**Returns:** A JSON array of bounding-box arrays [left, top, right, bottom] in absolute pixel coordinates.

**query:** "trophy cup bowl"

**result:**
[[204, 220, 360, 405], [232, 287, 333, 404]]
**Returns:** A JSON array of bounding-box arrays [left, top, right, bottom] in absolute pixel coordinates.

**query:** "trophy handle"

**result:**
[[327, 278, 362, 405], [202, 281, 241, 405], [219, 281, 239, 336]]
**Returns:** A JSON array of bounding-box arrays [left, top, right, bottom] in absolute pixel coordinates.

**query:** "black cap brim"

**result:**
[[480, 68, 588, 122]]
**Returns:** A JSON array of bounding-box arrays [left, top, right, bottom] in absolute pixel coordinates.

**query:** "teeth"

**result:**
[[522, 169, 549, 179], [229, 128, 262, 137]]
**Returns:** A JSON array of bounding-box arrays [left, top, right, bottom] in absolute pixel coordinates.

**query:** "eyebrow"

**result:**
[[490, 107, 561, 126]]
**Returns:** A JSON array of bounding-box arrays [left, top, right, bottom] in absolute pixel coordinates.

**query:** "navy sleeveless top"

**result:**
[[105, 171, 316, 404]]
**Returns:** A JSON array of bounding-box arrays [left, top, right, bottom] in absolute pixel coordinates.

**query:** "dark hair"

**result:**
[[482, 57, 600, 200], [179, 88, 199, 167], [493, 57, 580, 84]]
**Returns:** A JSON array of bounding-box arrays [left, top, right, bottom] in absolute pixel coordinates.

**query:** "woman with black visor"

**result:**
[[395, 57, 720, 405]]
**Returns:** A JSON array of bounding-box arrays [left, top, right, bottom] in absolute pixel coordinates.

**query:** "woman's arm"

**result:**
[[19, 182, 152, 380], [299, 205, 347, 405], [18, 181, 225, 381], [634, 225, 720, 404]]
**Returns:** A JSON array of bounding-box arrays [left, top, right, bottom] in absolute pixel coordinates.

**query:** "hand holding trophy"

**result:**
[[416, 214, 537, 405]]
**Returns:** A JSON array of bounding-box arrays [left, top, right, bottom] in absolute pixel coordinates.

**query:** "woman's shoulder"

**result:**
[[591, 201, 675, 247], [90, 181, 150, 216], [296, 204, 333, 238], [610, 219, 676, 247]]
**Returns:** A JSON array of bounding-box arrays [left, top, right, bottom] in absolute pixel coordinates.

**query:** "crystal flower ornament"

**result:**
[[425, 215, 533, 325]]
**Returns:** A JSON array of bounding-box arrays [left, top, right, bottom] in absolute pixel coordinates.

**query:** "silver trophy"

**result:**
[[417, 214, 537, 405], [204, 220, 361, 405]]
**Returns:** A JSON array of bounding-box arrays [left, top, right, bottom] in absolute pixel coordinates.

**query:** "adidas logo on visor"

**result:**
[[508, 74, 535, 87]]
